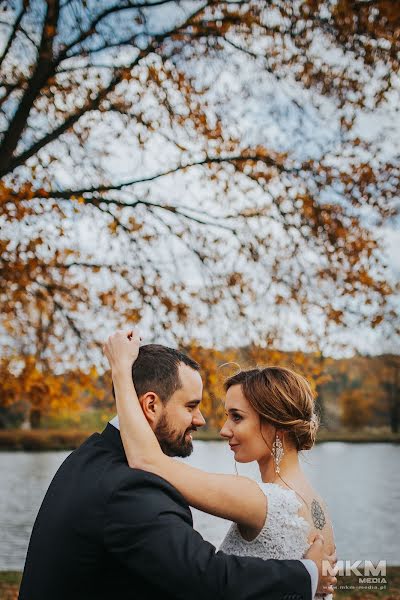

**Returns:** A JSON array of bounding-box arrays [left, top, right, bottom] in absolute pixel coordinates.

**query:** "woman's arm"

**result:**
[[104, 329, 268, 532]]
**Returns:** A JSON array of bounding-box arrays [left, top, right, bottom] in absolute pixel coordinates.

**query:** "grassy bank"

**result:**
[[0, 429, 92, 451], [0, 572, 20, 600], [0, 428, 399, 451], [334, 566, 400, 599], [1, 567, 399, 599]]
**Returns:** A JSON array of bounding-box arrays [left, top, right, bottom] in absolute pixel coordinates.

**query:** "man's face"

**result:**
[[155, 363, 205, 457]]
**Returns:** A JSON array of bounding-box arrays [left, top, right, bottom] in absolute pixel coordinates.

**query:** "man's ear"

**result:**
[[140, 391, 163, 427]]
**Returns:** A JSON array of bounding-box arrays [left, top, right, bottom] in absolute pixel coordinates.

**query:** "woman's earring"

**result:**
[[271, 434, 284, 474]]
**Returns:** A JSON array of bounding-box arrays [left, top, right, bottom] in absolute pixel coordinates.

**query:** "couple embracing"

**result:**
[[19, 329, 337, 600]]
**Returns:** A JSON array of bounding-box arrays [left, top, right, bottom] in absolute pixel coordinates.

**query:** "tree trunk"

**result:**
[[29, 408, 41, 429], [315, 354, 326, 426], [387, 361, 400, 434], [390, 385, 399, 434]]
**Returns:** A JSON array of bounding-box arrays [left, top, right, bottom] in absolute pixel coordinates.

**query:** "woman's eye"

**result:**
[[232, 414, 242, 422]]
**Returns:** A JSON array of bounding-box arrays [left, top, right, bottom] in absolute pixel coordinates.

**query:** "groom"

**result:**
[[19, 342, 335, 600]]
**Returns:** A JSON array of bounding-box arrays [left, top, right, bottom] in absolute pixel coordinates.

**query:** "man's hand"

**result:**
[[304, 534, 337, 596], [103, 328, 141, 373]]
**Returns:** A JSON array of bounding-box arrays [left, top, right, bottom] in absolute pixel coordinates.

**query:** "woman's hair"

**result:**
[[224, 366, 319, 451]]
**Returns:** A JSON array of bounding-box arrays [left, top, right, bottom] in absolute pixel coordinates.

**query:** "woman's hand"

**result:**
[[103, 327, 162, 470], [103, 328, 141, 374]]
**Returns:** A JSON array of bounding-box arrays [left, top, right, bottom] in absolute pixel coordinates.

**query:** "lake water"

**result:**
[[0, 441, 399, 570]]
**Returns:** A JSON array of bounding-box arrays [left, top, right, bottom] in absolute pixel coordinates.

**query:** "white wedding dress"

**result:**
[[219, 482, 332, 599]]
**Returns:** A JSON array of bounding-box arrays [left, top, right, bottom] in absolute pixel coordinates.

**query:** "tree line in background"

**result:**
[[1, 345, 399, 433]]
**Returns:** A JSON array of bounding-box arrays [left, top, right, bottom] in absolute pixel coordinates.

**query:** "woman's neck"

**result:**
[[258, 446, 303, 484]]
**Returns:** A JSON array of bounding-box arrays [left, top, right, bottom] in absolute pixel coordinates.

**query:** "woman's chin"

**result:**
[[234, 451, 254, 464]]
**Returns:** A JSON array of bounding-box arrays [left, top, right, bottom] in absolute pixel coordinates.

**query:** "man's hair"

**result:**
[[112, 344, 200, 404]]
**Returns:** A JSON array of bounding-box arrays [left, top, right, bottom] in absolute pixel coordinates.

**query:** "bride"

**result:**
[[104, 329, 336, 598]]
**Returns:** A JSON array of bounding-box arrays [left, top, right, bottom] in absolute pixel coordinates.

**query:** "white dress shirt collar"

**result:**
[[109, 415, 120, 430]]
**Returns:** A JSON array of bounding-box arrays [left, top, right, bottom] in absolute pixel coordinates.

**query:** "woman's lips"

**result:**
[[229, 444, 239, 451]]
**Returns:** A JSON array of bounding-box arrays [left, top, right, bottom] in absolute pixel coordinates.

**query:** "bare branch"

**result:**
[[1, 2, 210, 177], [0, 79, 25, 107], [82, 195, 237, 231], [0, 49, 149, 176], [30, 153, 292, 198], [0, 0, 60, 174], [57, 0, 199, 62], [222, 36, 261, 60], [0, 1, 30, 71]]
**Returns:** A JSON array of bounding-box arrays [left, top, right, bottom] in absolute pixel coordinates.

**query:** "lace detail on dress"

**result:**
[[219, 482, 332, 600], [219, 482, 310, 560], [219, 483, 333, 600]]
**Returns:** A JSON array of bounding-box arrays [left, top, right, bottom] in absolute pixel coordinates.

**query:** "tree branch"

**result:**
[[0, 79, 25, 108], [57, 0, 198, 62], [1, 2, 209, 177], [0, 0, 60, 174], [30, 153, 291, 198], [0, 1, 29, 71], [0, 51, 147, 176], [84, 196, 237, 232]]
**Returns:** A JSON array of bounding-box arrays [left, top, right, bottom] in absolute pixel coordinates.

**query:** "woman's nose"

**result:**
[[220, 421, 232, 439]]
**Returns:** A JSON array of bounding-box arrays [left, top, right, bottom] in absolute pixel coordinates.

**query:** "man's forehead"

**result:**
[[178, 362, 202, 381], [177, 363, 203, 392]]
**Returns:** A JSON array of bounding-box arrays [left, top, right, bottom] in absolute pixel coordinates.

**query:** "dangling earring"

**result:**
[[271, 433, 284, 474]]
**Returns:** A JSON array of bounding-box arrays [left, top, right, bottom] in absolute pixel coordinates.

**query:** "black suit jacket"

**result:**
[[19, 423, 312, 600]]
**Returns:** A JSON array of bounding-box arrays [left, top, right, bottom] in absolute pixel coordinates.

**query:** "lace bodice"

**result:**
[[219, 482, 310, 560], [219, 482, 332, 599]]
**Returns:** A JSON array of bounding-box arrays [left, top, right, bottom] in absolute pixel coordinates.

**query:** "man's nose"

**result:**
[[220, 420, 232, 439], [193, 410, 206, 428]]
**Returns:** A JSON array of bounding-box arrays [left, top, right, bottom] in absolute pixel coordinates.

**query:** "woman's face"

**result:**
[[220, 384, 274, 463]]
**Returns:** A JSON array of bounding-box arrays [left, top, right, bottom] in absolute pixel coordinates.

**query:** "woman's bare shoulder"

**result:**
[[263, 478, 335, 554], [298, 488, 335, 554]]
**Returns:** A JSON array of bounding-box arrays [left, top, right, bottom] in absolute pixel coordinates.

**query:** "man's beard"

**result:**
[[154, 413, 195, 458]]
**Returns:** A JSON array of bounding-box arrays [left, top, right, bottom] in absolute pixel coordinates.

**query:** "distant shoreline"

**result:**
[[194, 429, 400, 444], [0, 428, 399, 451]]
